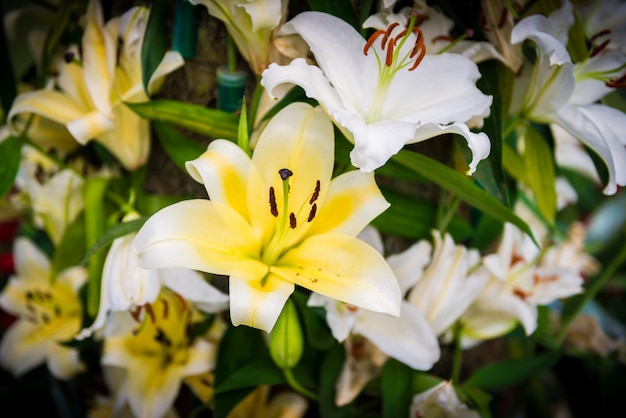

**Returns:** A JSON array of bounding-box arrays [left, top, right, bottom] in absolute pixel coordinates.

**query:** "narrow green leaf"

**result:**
[[382, 359, 413, 418], [0, 135, 22, 198], [532, 305, 556, 348], [307, 0, 359, 31], [319, 344, 353, 418], [125, 100, 239, 140], [567, 12, 589, 64], [77, 217, 147, 267], [457, 386, 493, 418], [237, 101, 251, 156], [153, 121, 206, 172], [214, 359, 285, 394], [51, 214, 86, 280], [141, 0, 169, 93], [83, 177, 109, 318], [391, 150, 538, 245], [293, 292, 336, 351], [502, 142, 529, 185], [463, 351, 561, 392], [0, 1, 17, 119], [524, 125, 557, 226]]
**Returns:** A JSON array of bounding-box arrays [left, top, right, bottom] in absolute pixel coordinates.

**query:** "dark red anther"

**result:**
[[386, 38, 396, 66], [606, 72, 626, 88], [589, 29, 611, 44], [307, 203, 317, 222], [432, 34, 455, 43], [590, 39, 610, 57], [381, 22, 400, 49], [498, 7, 508, 28], [269, 187, 278, 217], [364, 29, 386, 56], [161, 298, 169, 319], [289, 213, 297, 229], [144, 303, 156, 324], [309, 180, 320, 204]]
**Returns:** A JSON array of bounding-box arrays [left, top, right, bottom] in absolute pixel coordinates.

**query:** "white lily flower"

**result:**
[[0, 238, 86, 379], [102, 291, 216, 418], [363, 2, 506, 65], [511, 0, 626, 194], [480, 0, 526, 72], [77, 223, 229, 340], [133, 103, 400, 333], [460, 223, 584, 346], [405, 231, 490, 336], [261, 11, 492, 173], [7, 0, 184, 170], [308, 227, 440, 371], [574, 0, 626, 52], [410, 381, 480, 418], [190, 0, 288, 74]]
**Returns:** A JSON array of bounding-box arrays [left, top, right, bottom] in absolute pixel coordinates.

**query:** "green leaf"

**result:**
[[293, 292, 336, 351], [141, 0, 169, 93], [532, 305, 556, 348], [523, 125, 557, 226], [463, 350, 561, 392], [319, 344, 354, 418], [391, 150, 538, 245], [382, 359, 413, 418], [237, 101, 251, 156], [153, 121, 206, 172], [125, 100, 238, 140], [307, 0, 359, 31], [373, 187, 472, 242], [214, 326, 284, 417], [412, 372, 443, 394], [502, 142, 529, 185], [82, 177, 109, 318], [0, 4, 16, 120], [77, 217, 147, 266], [51, 214, 86, 281], [457, 386, 493, 418], [0, 135, 21, 198]]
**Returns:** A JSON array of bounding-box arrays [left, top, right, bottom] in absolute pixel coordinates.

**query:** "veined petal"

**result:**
[[66, 110, 114, 145], [8, 90, 85, 133], [278, 12, 377, 109], [186, 140, 251, 220], [273, 234, 401, 316], [133, 200, 263, 276], [304, 171, 389, 238], [229, 273, 294, 332], [355, 303, 440, 370], [159, 268, 229, 313], [555, 104, 626, 194]]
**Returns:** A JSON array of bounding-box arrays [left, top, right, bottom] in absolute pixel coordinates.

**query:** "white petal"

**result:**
[[46, 342, 85, 379], [12, 237, 50, 284], [386, 240, 432, 296], [355, 302, 440, 370], [356, 226, 384, 255], [0, 321, 48, 377], [159, 268, 229, 313], [66, 110, 114, 145]]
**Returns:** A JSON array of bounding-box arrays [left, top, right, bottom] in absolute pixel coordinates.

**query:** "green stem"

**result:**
[[283, 368, 319, 401], [247, 75, 264, 132], [556, 240, 626, 345], [450, 322, 464, 383], [438, 195, 461, 234], [227, 33, 237, 73]]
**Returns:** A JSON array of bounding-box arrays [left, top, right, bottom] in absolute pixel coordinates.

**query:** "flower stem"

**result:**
[[450, 322, 464, 383], [248, 75, 264, 133], [227, 33, 237, 73], [283, 368, 319, 401]]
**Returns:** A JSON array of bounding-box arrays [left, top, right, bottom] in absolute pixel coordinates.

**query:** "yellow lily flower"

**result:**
[[0, 238, 86, 379], [102, 291, 216, 418], [133, 102, 400, 332], [7, 0, 184, 170]]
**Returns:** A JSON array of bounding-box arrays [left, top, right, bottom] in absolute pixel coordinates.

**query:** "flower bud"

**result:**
[[269, 298, 303, 369]]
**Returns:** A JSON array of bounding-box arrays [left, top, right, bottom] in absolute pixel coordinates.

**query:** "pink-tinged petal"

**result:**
[[273, 234, 401, 317], [278, 12, 377, 109], [65, 110, 114, 145], [386, 240, 432, 296], [82, 0, 115, 115], [356, 302, 440, 370], [133, 200, 264, 276], [0, 321, 49, 377], [305, 171, 389, 238], [8, 90, 85, 131], [229, 273, 295, 332], [159, 268, 229, 313], [555, 104, 626, 194], [186, 140, 251, 220]]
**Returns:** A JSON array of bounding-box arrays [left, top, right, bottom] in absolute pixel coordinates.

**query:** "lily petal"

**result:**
[[186, 139, 251, 220], [159, 268, 229, 313], [133, 200, 263, 276], [12, 237, 50, 284], [356, 303, 440, 370], [8, 90, 85, 132], [273, 233, 401, 317], [304, 171, 389, 238], [0, 321, 48, 377], [65, 110, 114, 145], [386, 240, 432, 296], [229, 273, 295, 332]]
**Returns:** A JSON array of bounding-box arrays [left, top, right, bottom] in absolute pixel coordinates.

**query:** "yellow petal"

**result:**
[[134, 199, 264, 276], [305, 170, 389, 238], [273, 233, 400, 316], [229, 273, 295, 332], [186, 140, 251, 220], [8, 90, 85, 131]]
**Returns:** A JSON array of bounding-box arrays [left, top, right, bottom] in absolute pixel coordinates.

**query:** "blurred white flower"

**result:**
[[410, 381, 480, 418]]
